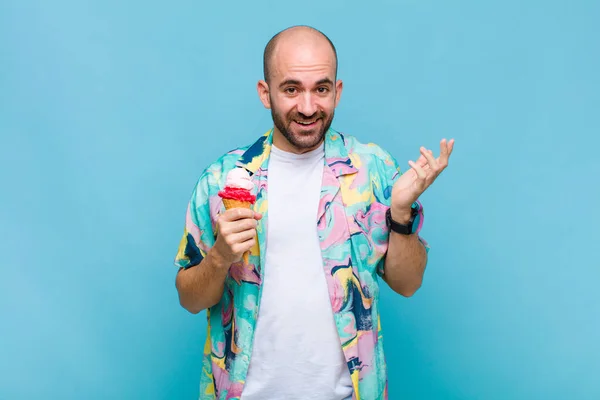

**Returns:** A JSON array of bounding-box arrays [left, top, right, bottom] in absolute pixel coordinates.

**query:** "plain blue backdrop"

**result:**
[[1, 1, 599, 399]]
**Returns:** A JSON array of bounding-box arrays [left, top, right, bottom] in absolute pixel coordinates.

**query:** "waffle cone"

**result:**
[[222, 198, 253, 264], [222, 198, 252, 210]]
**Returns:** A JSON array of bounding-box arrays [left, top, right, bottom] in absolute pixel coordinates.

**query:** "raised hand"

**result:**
[[391, 138, 455, 218]]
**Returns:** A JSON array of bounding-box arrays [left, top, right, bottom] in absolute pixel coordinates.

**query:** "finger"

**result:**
[[226, 229, 257, 249], [416, 154, 429, 168], [438, 138, 452, 167], [254, 212, 263, 220], [222, 218, 257, 234], [240, 236, 256, 251], [233, 237, 256, 255], [444, 138, 455, 166], [420, 147, 439, 171], [440, 139, 449, 159], [448, 138, 455, 154], [408, 160, 427, 181], [233, 228, 257, 243], [222, 208, 256, 222]]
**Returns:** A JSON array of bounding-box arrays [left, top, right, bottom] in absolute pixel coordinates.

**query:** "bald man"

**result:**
[[174, 25, 454, 400]]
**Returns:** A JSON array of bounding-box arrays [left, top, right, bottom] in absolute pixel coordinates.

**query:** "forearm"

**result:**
[[382, 208, 428, 297], [175, 248, 230, 314]]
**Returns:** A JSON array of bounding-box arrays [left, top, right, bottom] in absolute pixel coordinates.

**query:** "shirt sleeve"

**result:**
[[174, 172, 217, 270], [374, 148, 430, 277]]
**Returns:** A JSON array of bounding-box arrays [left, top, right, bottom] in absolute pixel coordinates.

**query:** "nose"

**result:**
[[296, 92, 317, 117]]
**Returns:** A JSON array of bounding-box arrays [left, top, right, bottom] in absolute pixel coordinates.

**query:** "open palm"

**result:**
[[391, 138, 455, 211]]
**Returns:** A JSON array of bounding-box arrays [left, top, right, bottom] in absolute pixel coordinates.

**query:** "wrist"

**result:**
[[208, 247, 231, 270], [391, 206, 413, 225]]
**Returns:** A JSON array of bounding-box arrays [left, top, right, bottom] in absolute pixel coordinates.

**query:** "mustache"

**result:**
[[291, 111, 327, 122]]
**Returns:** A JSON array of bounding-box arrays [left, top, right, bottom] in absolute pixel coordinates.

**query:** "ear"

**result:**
[[257, 80, 271, 109], [334, 79, 343, 108]]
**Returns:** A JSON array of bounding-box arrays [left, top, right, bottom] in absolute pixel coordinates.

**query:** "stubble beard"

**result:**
[[270, 96, 334, 151]]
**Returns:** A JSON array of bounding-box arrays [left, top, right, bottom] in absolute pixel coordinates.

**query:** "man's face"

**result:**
[[258, 38, 343, 153]]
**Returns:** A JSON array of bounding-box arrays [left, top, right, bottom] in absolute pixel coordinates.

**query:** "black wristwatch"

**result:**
[[386, 205, 419, 235]]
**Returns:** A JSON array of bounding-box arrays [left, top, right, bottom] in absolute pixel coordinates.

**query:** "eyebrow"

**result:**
[[278, 78, 334, 88], [315, 78, 334, 86], [279, 79, 301, 88]]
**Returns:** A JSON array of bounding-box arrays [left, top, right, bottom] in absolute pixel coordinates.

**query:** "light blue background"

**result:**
[[1, 1, 599, 399]]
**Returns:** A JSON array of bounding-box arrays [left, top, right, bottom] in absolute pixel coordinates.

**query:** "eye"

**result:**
[[284, 87, 297, 94], [317, 87, 329, 93]]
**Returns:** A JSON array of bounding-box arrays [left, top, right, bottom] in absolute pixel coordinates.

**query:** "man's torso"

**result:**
[[241, 142, 353, 399]]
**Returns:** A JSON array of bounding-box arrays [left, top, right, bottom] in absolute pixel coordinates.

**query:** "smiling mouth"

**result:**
[[294, 120, 319, 127]]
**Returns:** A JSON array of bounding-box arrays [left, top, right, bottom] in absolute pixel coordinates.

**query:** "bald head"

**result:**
[[263, 26, 338, 84]]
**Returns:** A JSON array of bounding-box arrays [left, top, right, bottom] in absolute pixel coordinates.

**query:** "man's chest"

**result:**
[[265, 158, 324, 240]]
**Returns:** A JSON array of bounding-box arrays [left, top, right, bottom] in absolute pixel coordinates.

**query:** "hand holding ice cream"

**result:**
[[216, 168, 258, 265]]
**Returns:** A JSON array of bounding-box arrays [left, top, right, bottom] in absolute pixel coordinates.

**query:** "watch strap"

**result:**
[[387, 202, 421, 235]]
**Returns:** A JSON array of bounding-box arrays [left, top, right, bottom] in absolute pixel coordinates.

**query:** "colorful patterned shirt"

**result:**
[[174, 128, 429, 399]]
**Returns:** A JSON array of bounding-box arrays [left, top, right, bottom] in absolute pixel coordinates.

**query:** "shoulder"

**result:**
[[195, 143, 252, 193], [336, 130, 400, 170]]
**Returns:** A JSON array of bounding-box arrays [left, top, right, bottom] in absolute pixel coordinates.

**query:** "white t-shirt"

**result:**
[[241, 142, 353, 400]]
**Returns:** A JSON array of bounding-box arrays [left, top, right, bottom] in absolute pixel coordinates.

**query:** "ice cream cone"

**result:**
[[218, 168, 257, 265], [222, 199, 252, 264], [222, 198, 252, 210]]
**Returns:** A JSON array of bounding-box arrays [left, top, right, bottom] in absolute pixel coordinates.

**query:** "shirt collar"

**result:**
[[235, 128, 358, 177]]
